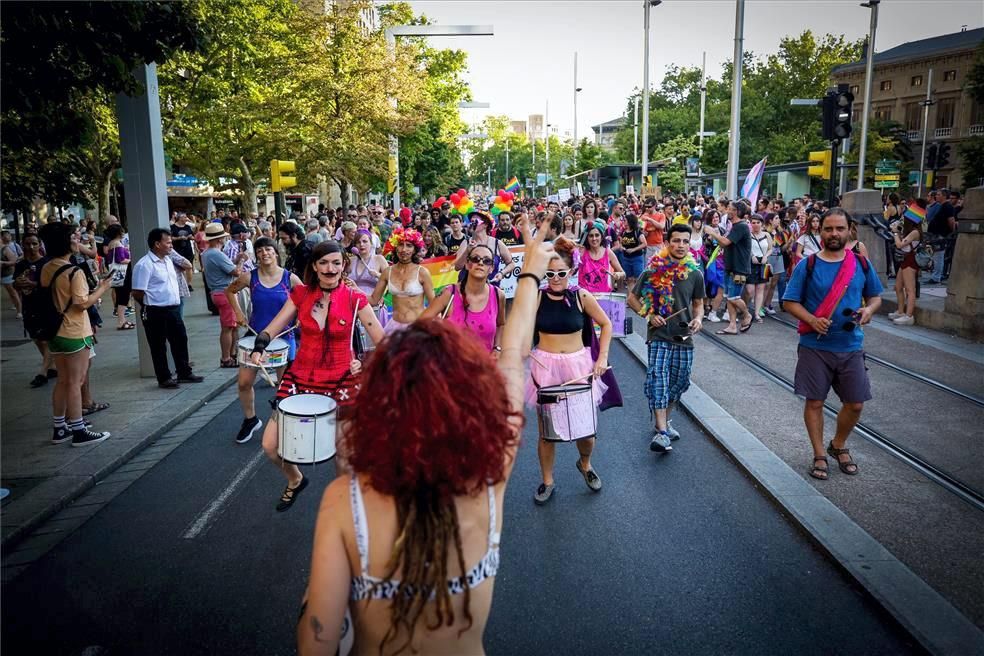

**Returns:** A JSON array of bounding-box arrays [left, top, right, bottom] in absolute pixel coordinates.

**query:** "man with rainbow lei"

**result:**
[[627, 222, 705, 453]]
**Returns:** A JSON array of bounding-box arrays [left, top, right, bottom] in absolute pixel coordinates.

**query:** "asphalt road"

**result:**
[[2, 342, 916, 655]]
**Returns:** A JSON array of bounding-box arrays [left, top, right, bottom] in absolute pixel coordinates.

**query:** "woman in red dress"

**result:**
[[251, 241, 384, 511]]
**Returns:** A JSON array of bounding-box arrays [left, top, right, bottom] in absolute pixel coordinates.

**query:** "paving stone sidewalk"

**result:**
[[1, 288, 238, 547]]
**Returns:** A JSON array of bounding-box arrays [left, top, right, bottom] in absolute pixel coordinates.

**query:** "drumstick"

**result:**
[[273, 323, 298, 340], [349, 302, 360, 358], [529, 353, 547, 369], [440, 295, 453, 319], [257, 364, 277, 388], [559, 367, 612, 387]]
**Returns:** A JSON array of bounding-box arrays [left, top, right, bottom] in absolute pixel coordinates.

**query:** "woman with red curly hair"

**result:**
[[250, 240, 385, 511], [368, 227, 435, 335], [528, 235, 613, 505], [297, 219, 555, 656]]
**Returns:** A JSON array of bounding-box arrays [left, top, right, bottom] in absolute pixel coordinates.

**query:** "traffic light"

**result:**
[[270, 159, 296, 192], [808, 150, 832, 178], [890, 127, 913, 162], [925, 144, 938, 170], [822, 85, 854, 141], [936, 143, 951, 169]]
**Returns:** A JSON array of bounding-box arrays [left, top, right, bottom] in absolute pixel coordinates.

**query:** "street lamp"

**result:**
[[385, 24, 494, 209], [573, 51, 582, 165], [641, 0, 662, 184]]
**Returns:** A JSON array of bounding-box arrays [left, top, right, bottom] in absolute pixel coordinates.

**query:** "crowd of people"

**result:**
[[0, 182, 959, 654]]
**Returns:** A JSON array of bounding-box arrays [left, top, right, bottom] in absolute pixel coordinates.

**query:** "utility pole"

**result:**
[[545, 100, 550, 172], [698, 50, 707, 168], [633, 96, 640, 164], [726, 0, 745, 199], [642, 1, 661, 183], [839, 136, 851, 195], [857, 0, 880, 190], [573, 52, 580, 166], [505, 139, 510, 180], [918, 68, 934, 197]]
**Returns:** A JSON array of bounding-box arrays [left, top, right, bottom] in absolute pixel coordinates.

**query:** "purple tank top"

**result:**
[[448, 285, 498, 353]]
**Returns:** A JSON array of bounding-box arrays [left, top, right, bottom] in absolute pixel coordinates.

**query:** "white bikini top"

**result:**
[[387, 265, 423, 297], [348, 476, 500, 601]]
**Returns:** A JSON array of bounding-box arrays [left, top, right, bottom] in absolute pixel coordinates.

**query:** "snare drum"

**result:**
[[593, 293, 630, 337], [237, 335, 289, 369], [536, 380, 597, 442], [277, 394, 337, 463]]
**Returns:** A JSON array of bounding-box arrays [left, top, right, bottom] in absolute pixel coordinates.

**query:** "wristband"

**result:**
[[251, 331, 271, 355], [517, 272, 542, 286]]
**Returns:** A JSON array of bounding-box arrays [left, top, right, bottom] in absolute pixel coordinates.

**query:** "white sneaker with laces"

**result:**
[[893, 314, 914, 325], [888, 311, 900, 320], [707, 312, 721, 323]]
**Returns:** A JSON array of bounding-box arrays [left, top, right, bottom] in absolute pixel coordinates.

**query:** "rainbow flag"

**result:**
[[504, 176, 520, 193], [381, 254, 459, 309], [903, 204, 926, 224], [740, 157, 767, 208]]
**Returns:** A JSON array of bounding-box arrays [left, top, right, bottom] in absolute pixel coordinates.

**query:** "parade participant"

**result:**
[[354, 216, 381, 252], [346, 230, 388, 296], [747, 214, 772, 321], [367, 226, 434, 335], [641, 198, 666, 262], [493, 211, 523, 246], [794, 213, 823, 259], [279, 222, 313, 278], [251, 240, 384, 511], [704, 199, 752, 335], [297, 219, 552, 656], [561, 213, 578, 240], [419, 243, 506, 354], [763, 213, 792, 314], [628, 224, 705, 452], [14, 233, 56, 387], [528, 237, 613, 504], [202, 223, 247, 367], [224, 222, 255, 272], [782, 208, 882, 481], [618, 213, 646, 292], [442, 214, 468, 256], [453, 211, 512, 284], [38, 222, 113, 446], [578, 222, 625, 294], [889, 200, 924, 326], [225, 237, 303, 443], [422, 225, 448, 258]]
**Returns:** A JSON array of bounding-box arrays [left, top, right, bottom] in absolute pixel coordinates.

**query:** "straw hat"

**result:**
[[204, 223, 229, 240]]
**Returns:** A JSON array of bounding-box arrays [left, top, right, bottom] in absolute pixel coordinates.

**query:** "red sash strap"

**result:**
[[797, 250, 857, 335]]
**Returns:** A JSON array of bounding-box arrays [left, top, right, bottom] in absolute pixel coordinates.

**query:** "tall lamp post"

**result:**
[[574, 52, 582, 166], [385, 24, 493, 209], [856, 0, 880, 190], [726, 0, 745, 199], [641, 0, 662, 184]]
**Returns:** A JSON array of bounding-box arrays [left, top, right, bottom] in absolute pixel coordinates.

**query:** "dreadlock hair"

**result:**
[[348, 320, 520, 654]]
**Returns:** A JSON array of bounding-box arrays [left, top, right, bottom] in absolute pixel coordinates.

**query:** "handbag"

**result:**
[[914, 244, 934, 271], [106, 249, 127, 288]]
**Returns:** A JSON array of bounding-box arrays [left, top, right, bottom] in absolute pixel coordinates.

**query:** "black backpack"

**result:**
[[32, 263, 79, 341]]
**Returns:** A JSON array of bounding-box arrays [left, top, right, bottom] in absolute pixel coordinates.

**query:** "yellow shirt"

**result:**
[[41, 258, 92, 339]]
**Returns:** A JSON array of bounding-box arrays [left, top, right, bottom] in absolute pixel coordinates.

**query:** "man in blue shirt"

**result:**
[[783, 208, 883, 481]]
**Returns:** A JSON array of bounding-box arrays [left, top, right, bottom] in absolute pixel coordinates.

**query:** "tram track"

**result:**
[[698, 329, 984, 514], [766, 314, 984, 409]]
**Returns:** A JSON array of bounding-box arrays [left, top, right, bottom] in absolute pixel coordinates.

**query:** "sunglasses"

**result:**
[[818, 308, 861, 339], [468, 255, 494, 266], [544, 269, 571, 280]]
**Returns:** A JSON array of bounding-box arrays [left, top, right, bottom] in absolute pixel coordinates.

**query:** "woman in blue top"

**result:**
[[226, 237, 302, 445]]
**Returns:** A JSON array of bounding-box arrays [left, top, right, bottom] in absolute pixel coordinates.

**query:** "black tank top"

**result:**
[[535, 290, 584, 335]]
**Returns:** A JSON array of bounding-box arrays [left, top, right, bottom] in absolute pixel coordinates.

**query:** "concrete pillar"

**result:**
[[115, 63, 170, 378], [943, 186, 984, 338], [841, 189, 889, 278]]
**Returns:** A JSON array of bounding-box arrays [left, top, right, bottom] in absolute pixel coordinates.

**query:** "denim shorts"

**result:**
[[619, 253, 644, 278], [724, 273, 745, 300]]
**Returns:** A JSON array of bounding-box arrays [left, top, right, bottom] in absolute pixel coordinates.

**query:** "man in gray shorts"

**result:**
[[782, 208, 883, 481]]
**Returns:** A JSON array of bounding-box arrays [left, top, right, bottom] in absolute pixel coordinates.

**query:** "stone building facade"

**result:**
[[830, 27, 983, 190]]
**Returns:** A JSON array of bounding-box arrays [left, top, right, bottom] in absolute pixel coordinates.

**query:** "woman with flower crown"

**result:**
[[367, 226, 435, 334], [627, 223, 705, 454]]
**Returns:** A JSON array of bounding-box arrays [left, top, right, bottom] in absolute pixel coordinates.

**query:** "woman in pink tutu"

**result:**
[[526, 236, 612, 505]]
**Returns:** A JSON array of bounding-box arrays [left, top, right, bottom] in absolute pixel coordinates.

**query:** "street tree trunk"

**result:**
[[238, 157, 258, 215], [97, 168, 113, 226]]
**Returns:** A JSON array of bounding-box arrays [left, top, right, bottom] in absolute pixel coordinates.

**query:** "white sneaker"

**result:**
[[888, 311, 900, 320], [707, 312, 722, 323], [764, 306, 777, 316], [665, 422, 680, 441], [893, 314, 914, 325]]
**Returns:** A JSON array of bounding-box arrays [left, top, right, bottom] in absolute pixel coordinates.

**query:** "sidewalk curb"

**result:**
[[1, 372, 238, 550], [619, 333, 984, 656]]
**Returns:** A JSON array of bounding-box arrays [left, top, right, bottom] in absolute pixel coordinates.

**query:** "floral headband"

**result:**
[[382, 226, 425, 259]]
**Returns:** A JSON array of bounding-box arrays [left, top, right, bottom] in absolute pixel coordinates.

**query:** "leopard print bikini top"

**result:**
[[349, 475, 501, 601]]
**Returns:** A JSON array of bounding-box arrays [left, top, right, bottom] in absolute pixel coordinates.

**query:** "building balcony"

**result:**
[[906, 130, 921, 140], [934, 127, 953, 138], [968, 124, 984, 137]]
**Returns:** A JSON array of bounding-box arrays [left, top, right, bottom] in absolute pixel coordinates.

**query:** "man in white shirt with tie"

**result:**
[[132, 228, 204, 389]]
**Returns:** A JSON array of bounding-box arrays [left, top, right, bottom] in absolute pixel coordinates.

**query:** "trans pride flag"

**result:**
[[740, 157, 767, 208], [504, 176, 520, 193]]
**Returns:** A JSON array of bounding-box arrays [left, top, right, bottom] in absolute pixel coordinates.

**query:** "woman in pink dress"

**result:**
[[578, 222, 625, 294]]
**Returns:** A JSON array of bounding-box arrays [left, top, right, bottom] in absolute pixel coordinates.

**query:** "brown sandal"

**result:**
[[809, 456, 829, 480], [827, 442, 858, 475]]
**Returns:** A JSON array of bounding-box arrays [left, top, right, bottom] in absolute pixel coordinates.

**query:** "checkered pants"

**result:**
[[644, 340, 694, 411]]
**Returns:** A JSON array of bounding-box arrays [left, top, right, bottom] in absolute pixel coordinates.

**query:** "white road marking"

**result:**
[[181, 450, 265, 539]]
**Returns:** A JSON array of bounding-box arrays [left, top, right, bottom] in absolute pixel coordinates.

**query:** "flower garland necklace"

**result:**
[[639, 248, 699, 317]]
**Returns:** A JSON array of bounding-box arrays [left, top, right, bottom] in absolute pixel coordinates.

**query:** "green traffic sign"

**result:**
[[873, 180, 900, 189], [874, 167, 900, 175]]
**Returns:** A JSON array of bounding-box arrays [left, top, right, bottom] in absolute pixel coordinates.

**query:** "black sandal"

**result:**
[[809, 456, 829, 480], [827, 442, 858, 475], [276, 476, 308, 512]]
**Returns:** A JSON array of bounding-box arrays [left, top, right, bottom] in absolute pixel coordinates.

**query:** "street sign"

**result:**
[[874, 167, 899, 175], [873, 180, 899, 189], [874, 174, 900, 181], [876, 159, 901, 168]]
